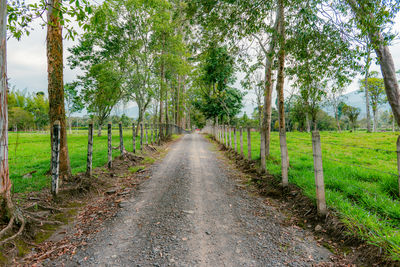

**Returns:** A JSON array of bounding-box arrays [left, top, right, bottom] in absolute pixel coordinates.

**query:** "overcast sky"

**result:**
[[7, 10, 400, 116]]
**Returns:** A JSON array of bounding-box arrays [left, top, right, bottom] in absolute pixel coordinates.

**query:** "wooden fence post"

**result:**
[[86, 123, 93, 177], [225, 125, 228, 147], [260, 130, 266, 173], [140, 123, 144, 152], [240, 127, 244, 157], [234, 127, 237, 153], [51, 121, 60, 196], [108, 123, 112, 168], [145, 123, 148, 145], [247, 127, 251, 161], [229, 126, 233, 148], [151, 124, 154, 145], [312, 131, 327, 216], [280, 132, 289, 186], [132, 123, 136, 154], [119, 122, 124, 155]]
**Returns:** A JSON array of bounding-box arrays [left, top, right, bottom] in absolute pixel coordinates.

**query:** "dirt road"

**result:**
[[53, 133, 332, 266]]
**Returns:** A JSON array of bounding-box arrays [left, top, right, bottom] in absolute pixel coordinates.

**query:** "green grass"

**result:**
[[222, 130, 400, 260], [8, 129, 154, 194]]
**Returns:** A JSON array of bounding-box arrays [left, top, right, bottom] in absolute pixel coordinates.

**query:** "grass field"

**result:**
[[8, 128, 155, 195], [222, 130, 400, 260]]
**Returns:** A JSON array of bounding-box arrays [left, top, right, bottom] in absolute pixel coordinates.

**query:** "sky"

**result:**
[[7, 9, 400, 118]]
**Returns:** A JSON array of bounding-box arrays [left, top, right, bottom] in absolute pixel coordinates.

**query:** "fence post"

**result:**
[[229, 126, 233, 148], [86, 123, 94, 177], [145, 123, 148, 145], [240, 127, 244, 157], [247, 127, 251, 161], [397, 135, 400, 196], [312, 131, 327, 216], [132, 123, 136, 154], [140, 123, 144, 152], [108, 123, 112, 168], [260, 130, 266, 173], [119, 122, 124, 155], [234, 127, 237, 153], [225, 125, 228, 147], [151, 124, 154, 145], [280, 132, 289, 186], [51, 121, 60, 196]]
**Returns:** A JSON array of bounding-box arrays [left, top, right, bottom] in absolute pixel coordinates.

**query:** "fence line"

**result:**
[[204, 124, 400, 217], [8, 123, 187, 195]]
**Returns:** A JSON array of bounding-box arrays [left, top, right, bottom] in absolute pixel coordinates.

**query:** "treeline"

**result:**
[[7, 89, 49, 131]]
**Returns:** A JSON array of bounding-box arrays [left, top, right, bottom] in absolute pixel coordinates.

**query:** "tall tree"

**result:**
[[345, 0, 400, 126], [0, 0, 12, 220], [47, 0, 70, 179]]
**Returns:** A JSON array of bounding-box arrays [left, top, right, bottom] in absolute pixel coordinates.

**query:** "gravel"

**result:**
[[50, 133, 332, 267]]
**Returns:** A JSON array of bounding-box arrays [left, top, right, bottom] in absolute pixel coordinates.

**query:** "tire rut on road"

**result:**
[[52, 133, 332, 267]]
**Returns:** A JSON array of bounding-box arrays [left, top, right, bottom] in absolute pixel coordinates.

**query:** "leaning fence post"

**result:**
[[132, 123, 136, 154], [140, 123, 144, 152], [312, 131, 327, 216], [51, 121, 61, 196], [119, 122, 124, 155], [86, 123, 94, 177], [396, 135, 400, 196], [247, 127, 251, 161], [108, 123, 112, 168], [240, 127, 244, 157]]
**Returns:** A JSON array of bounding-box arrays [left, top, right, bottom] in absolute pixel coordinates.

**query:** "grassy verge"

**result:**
[[9, 129, 152, 194], [224, 130, 400, 260]]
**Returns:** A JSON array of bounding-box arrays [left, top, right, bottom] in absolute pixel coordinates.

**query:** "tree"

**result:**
[[326, 88, 346, 132], [343, 104, 360, 131], [64, 82, 83, 134], [345, 0, 400, 127], [80, 61, 123, 136], [26, 92, 50, 130], [0, 0, 14, 226], [359, 74, 386, 132]]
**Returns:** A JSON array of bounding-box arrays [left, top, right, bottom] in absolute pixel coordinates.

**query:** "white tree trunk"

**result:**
[[0, 0, 13, 215]]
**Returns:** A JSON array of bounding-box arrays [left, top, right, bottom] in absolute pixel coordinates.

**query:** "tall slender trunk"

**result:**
[[47, 0, 71, 180], [0, 0, 13, 216], [261, 13, 279, 159], [276, 0, 289, 187], [364, 46, 372, 132], [335, 110, 341, 132], [392, 114, 395, 132], [306, 113, 311, 132]]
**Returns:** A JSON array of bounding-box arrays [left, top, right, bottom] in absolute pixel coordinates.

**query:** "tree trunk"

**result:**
[[364, 46, 372, 133], [0, 0, 13, 217], [97, 123, 102, 137], [261, 14, 279, 159], [47, 0, 71, 180], [306, 113, 311, 132], [335, 110, 341, 132], [393, 115, 395, 132], [347, 0, 400, 127], [276, 0, 289, 186], [373, 109, 377, 132]]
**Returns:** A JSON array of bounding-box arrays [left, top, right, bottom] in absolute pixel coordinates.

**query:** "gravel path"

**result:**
[[53, 133, 332, 266]]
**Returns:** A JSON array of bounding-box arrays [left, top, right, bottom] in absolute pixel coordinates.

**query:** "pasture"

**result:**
[[230, 130, 400, 259]]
